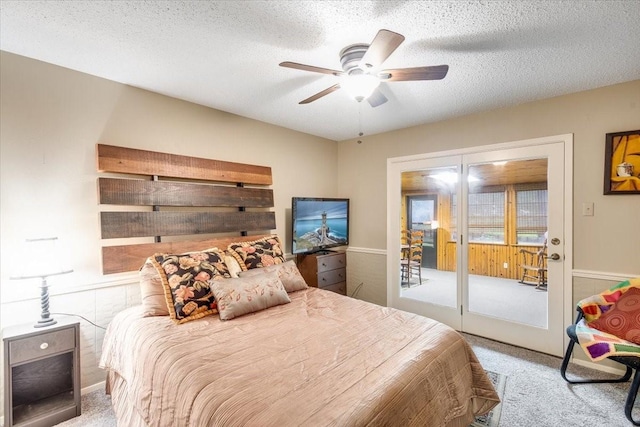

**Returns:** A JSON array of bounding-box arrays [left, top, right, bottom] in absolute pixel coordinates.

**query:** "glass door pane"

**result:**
[[400, 166, 458, 310], [466, 159, 549, 328], [462, 140, 565, 356]]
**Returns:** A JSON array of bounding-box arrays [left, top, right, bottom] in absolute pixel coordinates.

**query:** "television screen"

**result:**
[[292, 197, 349, 254]]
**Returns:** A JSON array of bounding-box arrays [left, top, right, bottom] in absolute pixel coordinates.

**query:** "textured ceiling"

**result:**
[[2, 1, 639, 141]]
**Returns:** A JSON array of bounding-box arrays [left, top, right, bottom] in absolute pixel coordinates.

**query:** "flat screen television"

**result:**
[[292, 197, 349, 255]]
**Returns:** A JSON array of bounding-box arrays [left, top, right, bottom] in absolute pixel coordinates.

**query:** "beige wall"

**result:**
[[338, 80, 640, 305], [0, 51, 338, 410]]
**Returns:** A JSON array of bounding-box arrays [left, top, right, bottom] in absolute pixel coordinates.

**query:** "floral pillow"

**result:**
[[588, 286, 640, 344], [210, 270, 291, 320], [239, 260, 308, 293], [227, 235, 286, 271], [151, 249, 231, 324]]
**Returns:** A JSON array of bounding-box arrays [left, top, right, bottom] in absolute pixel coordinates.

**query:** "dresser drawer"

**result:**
[[318, 267, 346, 287], [317, 253, 346, 273], [321, 281, 346, 295], [9, 327, 76, 364]]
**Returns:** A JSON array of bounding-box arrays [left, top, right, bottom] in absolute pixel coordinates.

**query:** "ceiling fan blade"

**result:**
[[299, 84, 341, 104], [280, 61, 344, 76], [360, 29, 405, 69], [367, 87, 388, 108], [380, 65, 449, 82]]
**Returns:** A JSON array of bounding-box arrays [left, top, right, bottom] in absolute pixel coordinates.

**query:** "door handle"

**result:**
[[546, 253, 561, 261]]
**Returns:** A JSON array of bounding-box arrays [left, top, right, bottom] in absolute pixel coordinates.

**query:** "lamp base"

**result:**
[[34, 317, 57, 328]]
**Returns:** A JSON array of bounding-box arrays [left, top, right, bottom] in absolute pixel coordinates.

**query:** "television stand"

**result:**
[[296, 250, 346, 296]]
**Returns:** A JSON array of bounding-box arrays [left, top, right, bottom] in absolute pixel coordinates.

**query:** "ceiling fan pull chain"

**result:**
[[357, 103, 364, 143]]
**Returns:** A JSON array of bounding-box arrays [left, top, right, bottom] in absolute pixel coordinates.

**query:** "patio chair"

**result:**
[[518, 240, 547, 289], [560, 278, 640, 425]]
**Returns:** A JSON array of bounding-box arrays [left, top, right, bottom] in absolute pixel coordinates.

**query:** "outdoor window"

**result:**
[[468, 187, 505, 243], [516, 184, 548, 244], [449, 186, 506, 243]]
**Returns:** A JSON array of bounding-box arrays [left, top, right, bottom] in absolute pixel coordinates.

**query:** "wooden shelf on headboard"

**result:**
[[97, 144, 276, 274], [98, 177, 273, 207], [97, 144, 272, 185]]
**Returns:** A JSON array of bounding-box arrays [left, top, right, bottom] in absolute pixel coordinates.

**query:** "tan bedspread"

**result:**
[[100, 288, 498, 426]]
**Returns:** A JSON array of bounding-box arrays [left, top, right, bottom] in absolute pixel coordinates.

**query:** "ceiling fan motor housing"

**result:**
[[340, 43, 370, 74]]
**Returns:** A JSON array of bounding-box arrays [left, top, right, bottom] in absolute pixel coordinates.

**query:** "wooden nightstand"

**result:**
[[297, 250, 347, 295], [3, 317, 81, 427]]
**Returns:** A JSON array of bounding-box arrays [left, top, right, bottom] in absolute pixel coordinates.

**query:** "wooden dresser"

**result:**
[[297, 250, 346, 296]]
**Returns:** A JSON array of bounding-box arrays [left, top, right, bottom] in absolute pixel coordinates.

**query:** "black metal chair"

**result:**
[[561, 307, 640, 425]]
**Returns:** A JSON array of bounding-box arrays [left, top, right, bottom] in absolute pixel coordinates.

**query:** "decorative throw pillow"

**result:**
[[227, 235, 286, 271], [139, 257, 170, 317], [210, 271, 291, 320], [224, 255, 243, 278], [239, 260, 308, 293], [588, 287, 640, 344], [152, 249, 232, 324]]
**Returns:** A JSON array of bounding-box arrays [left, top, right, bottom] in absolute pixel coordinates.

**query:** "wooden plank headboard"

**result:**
[[97, 144, 276, 274]]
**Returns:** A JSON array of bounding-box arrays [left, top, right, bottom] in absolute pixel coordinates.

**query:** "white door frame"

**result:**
[[387, 133, 573, 356]]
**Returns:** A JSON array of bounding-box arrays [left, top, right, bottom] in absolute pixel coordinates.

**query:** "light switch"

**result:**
[[582, 202, 594, 216]]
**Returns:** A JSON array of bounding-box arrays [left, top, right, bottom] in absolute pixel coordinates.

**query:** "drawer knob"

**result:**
[[40, 342, 49, 350], [321, 263, 326, 267]]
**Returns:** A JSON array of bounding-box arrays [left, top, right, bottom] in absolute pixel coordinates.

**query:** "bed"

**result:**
[[100, 285, 498, 426], [96, 144, 499, 426]]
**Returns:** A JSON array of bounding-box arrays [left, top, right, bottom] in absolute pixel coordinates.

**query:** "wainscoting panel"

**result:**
[[346, 248, 387, 307]]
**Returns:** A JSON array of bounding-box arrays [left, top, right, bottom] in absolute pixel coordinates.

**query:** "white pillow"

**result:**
[[210, 271, 291, 320], [224, 255, 242, 278], [239, 260, 308, 293]]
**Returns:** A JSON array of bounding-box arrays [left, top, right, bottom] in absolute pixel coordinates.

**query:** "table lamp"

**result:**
[[9, 237, 73, 328]]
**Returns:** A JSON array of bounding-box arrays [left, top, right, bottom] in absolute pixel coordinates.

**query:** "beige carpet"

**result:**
[[465, 333, 633, 426]]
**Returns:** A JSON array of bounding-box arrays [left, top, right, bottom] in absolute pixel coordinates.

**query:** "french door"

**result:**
[[387, 135, 572, 356]]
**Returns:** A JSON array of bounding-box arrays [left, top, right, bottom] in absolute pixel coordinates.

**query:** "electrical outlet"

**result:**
[[503, 262, 508, 269]]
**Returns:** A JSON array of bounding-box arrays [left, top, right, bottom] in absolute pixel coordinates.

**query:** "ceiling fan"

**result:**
[[280, 29, 449, 108]]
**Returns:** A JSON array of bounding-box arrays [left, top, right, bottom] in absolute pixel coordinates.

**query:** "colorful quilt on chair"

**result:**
[[575, 278, 640, 361]]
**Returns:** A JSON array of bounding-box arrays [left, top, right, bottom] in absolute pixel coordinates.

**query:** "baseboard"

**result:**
[[82, 380, 106, 395]]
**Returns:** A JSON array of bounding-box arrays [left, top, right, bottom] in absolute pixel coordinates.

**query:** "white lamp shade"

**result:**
[[11, 237, 73, 279], [340, 74, 380, 101]]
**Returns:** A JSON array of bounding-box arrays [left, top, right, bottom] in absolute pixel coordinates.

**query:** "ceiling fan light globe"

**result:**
[[341, 74, 380, 101]]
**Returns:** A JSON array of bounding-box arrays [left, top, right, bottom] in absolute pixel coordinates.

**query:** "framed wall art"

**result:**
[[603, 129, 640, 194]]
